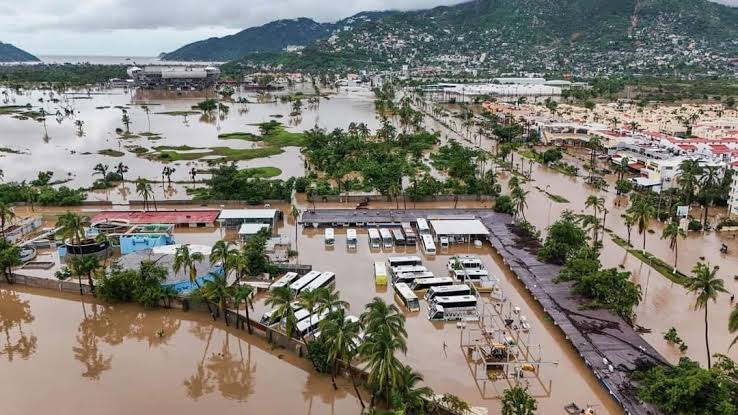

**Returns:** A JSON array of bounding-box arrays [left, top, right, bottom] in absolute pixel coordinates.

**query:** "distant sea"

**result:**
[[36, 55, 223, 66]]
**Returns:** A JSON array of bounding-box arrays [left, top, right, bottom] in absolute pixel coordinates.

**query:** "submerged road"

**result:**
[[301, 208, 665, 415]]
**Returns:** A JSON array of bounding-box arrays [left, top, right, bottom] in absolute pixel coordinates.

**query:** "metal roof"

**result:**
[[430, 219, 490, 236]]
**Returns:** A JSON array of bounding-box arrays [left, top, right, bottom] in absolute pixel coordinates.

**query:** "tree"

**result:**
[[196, 99, 217, 113], [699, 165, 721, 228], [56, 212, 90, 246], [685, 262, 726, 369], [134, 178, 156, 211], [678, 159, 703, 206], [233, 285, 254, 333], [114, 162, 129, 183], [0, 238, 21, 284], [628, 200, 655, 252], [623, 212, 636, 246], [173, 245, 212, 315], [0, 202, 16, 239], [67, 255, 100, 296], [298, 289, 321, 341], [510, 185, 529, 221], [121, 109, 131, 133], [586, 136, 601, 178], [162, 166, 176, 184], [662, 221, 686, 269], [141, 105, 151, 133], [319, 308, 362, 393], [200, 273, 232, 325], [501, 385, 537, 415], [317, 286, 349, 314], [729, 308, 738, 350], [93, 163, 109, 179], [585, 195, 605, 244], [394, 365, 433, 414], [265, 286, 298, 337], [538, 211, 588, 264], [210, 240, 238, 280]]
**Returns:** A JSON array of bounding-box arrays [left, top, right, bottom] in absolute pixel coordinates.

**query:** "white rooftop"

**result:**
[[219, 209, 278, 220], [430, 219, 489, 236], [152, 244, 211, 255], [238, 223, 271, 235]]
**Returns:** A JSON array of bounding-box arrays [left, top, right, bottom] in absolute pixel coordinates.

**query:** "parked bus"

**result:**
[[392, 228, 405, 245], [425, 284, 472, 301], [260, 301, 301, 324], [374, 261, 388, 285], [346, 228, 357, 249], [324, 228, 335, 245], [450, 268, 490, 281], [401, 222, 417, 245], [394, 282, 420, 312], [421, 234, 436, 255], [368, 228, 381, 249], [303, 272, 336, 293], [427, 295, 479, 321], [379, 228, 394, 248], [416, 218, 431, 235], [289, 270, 322, 293], [270, 272, 300, 291], [394, 271, 435, 284], [447, 255, 484, 271], [390, 264, 427, 278], [295, 309, 331, 338], [410, 276, 454, 291], [387, 256, 423, 268]]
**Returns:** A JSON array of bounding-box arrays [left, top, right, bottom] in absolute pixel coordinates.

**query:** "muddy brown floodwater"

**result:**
[[0, 286, 362, 415]]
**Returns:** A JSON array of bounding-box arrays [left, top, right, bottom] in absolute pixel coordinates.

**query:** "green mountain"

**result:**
[[0, 42, 39, 62], [161, 12, 394, 61], [226, 0, 738, 76]]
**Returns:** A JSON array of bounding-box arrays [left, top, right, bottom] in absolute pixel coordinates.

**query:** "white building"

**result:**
[[729, 171, 738, 217]]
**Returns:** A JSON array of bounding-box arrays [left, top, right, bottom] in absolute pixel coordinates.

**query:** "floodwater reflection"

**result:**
[[0, 290, 37, 362]]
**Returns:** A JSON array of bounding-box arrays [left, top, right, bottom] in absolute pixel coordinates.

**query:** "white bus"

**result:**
[[425, 284, 472, 301], [416, 218, 431, 235], [379, 228, 394, 248], [394, 282, 420, 312], [392, 229, 405, 245], [270, 272, 300, 291], [374, 261, 388, 285], [401, 222, 417, 245], [387, 256, 423, 268], [390, 264, 427, 278], [289, 270, 322, 293], [260, 301, 301, 324], [394, 271, 435, 284], [325, 228, 335, 245], [303, 272, 336, 293], [447, 255, 484, 271], [410, 276, 454, 291], [295, 309, 331, 338], [346, 229, 357, 249], [451, 269, 490, 281], [421, 234, 436, 255], [428, 295, 479, 321], [368, 228, 381, 249]]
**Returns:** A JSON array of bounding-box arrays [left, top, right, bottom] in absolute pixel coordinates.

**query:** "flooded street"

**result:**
[[0, 287, 362, 415]]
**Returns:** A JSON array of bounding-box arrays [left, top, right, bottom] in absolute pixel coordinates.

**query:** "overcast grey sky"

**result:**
[[0, 0, 735, 56]]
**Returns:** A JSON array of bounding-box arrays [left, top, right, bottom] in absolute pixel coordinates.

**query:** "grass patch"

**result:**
[[117, 132, 140, 139], [244, 166, 282, 178], [147, 145, 283, 162], [139, 132, 161, 137], [534, 185, 570, 203], [155, 110, 201, 116], [220, 122, 305, 147], [609, 233, 689, 285], [218, 132, 260, 141], [0, 147, 24, 154], [125, 145, 149, 155], [98, 149, 125, 157]]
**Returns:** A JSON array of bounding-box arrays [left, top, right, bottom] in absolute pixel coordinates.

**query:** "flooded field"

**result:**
[[0, 287, 362, 415], [0, 86, 379, 192]]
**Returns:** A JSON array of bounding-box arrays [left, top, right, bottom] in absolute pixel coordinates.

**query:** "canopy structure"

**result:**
[[238, 223, 271, 241], [430, 219, 490, 237], [218, 209, 279, 229]]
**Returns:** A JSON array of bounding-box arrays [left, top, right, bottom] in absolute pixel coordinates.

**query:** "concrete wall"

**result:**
[[311, 194, 494, 204], [8, 272, 92, 295]]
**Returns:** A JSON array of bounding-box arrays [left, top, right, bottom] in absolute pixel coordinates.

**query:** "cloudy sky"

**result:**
[[0, 0, 736, 57]]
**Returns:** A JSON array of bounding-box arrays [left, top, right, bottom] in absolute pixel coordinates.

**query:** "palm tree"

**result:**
[[233, 285, 254, 333], [678, 159, 703, 206], [114, 162, 129, 183], [661, 221, 686, 269], [200, 273, 232, 324], [685, 262, 726, 369], [135, 178, 154, 211], [265, 286, 298, 337], [189, 168, 197, 186], [360, 297, 408, 347], [395, 365, 433, 413], [210, 240, 238, 280], [628, 201, 655, 253], [699, 165, 720, 228], [316, 287, 349, 314], [0, 203, 16, 238], [501, 385, 538, 415], [622, 213, 636, 246], [729, 308, 738, 350], [298, 289, 322, 340], [510, 186, 529, 221], [585, 195, 605, 244], [92, 163, 109, 179], [141, 105, 151, 133], [56, 212, 90, 246], [319, 308, 361, 390], [360, 328, 405, 406], [67, 255, 100, 296], [586, 136, 601, 178], [162, 166, 176, 184], [173, 245, 213, 315]]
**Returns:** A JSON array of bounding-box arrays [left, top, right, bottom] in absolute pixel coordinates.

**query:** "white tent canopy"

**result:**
[[430, 219, 489, 236]]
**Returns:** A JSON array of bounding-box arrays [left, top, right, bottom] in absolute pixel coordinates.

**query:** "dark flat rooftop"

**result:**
[[302, 208, 665, 415]]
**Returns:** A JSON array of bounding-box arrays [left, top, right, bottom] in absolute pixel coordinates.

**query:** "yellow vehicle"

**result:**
[[374, 261, 388, 285]]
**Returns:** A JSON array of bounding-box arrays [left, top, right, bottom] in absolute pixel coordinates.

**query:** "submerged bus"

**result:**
[[410, 276, 454, 291], [374, 261, 388, 285], [416, 218, 431, 235], [325, 228, 335, 245], [289, 270, 322, 293], [379, 228, 394, 248], [295, 309, 331, 338], [394, 271, 435, 284], [346, 229, 357, 249], [387, 256, 423, 268], [451, 268, 490, 281], [368, 228, 381, 249], [260, 301, 301, 324], [427, 295, 479, 321], [447, 255, 484, 271], [303, 272, 336, 293], [425, 284, 472, 301], [421, 234, 436, 255], [270, 272, 300, 291], [392, 229, 405, 245], [401, 222, 417, 245], [394, 282, 420, 312]]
